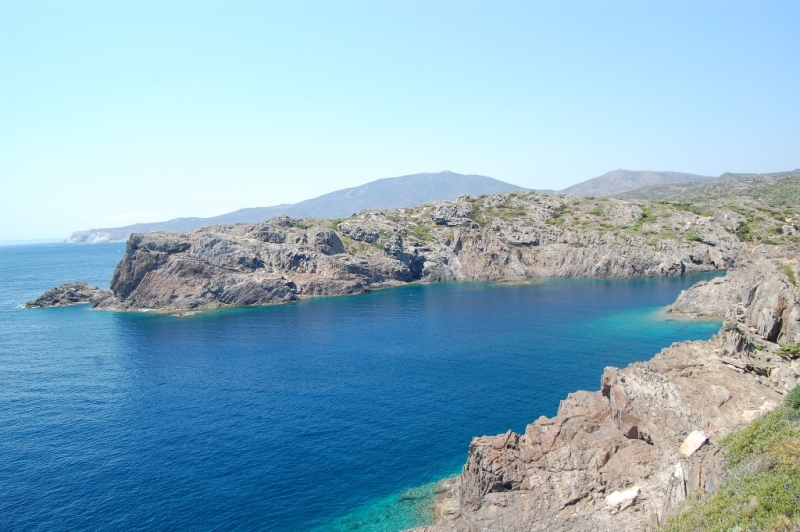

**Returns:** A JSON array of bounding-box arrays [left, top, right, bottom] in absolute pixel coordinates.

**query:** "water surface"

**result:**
[[0, 243, 721, 531]]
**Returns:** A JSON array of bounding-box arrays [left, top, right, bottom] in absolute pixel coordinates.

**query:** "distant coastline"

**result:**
[[0, 238, 65, 246]]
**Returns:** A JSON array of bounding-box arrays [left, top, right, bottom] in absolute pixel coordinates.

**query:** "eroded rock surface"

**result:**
[[409, 251, 799, 532], [50, 192, 746, 312], [25, 282, 111, 308]]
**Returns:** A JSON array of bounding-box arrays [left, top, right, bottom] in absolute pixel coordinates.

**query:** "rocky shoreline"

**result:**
[[25, 190, 800, 529], [408, 249, 799, 531], [29, 192, 743, 312]]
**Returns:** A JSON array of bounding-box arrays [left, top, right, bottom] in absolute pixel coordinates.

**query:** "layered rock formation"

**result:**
[[409, 251, 799, 532], [60, 191, 746, 311]]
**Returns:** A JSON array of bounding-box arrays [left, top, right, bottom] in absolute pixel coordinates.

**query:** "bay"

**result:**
[[0, 243, 721, 531]]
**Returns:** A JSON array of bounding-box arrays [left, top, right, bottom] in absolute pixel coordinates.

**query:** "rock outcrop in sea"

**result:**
[[24, 282, 111, 308], [39, 192, 746, 311], [408, 250, 799, 531]]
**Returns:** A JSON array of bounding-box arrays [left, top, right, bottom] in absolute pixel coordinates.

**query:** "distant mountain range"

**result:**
[[67, 172, 524, 243], [560, 169, 714, 197]]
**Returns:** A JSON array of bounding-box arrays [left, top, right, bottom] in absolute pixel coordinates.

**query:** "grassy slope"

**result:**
[[617, 170, 800, 202], [661, 384, 800, 532], [609, 171, 800, 247]]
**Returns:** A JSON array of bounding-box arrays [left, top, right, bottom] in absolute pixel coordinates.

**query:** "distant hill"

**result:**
[[561, 169, 714, 197], [616, 169, 800, 205], [67, 171, 524, 243]]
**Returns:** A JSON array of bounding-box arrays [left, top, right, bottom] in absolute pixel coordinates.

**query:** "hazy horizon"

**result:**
[[2, 1, 798, 240]]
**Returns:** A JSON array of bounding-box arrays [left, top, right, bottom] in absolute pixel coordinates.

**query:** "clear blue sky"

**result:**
[[1, 0, 798, 240]]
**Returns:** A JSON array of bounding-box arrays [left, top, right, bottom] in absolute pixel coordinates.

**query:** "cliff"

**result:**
[[408, 251, 799, 531], [88, 191, 748, 311]]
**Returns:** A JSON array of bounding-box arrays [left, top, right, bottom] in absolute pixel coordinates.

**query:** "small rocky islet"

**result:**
[[24, 281, 110, 308], [29, 187, 800, 530]]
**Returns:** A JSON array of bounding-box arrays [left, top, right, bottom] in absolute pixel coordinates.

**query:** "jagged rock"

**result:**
[[430, 201, 473, 226], [409, 254, 799, 532], [669, 255, 800, 344], [25, 282, 110, 308], [338, 223, 381, 243], [33, 192, 747, 312]]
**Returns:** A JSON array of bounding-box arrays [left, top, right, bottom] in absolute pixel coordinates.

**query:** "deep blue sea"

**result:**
[[0, 243, 722, 531]]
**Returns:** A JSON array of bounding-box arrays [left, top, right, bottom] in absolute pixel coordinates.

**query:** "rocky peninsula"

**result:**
[[32, 191, 748, 311], [28, 187, 800, 529]]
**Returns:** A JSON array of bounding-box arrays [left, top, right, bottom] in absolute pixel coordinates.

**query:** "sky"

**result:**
[[1, 1, 798, 241]]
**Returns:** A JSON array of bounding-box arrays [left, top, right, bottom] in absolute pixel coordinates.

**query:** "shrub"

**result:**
[[786, 384, 800, 410], [777, 344, 800, 359], [661, 399, 800, 531], [782, 264, 797, 286]]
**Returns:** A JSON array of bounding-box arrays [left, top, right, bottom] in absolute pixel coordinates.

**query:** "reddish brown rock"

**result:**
[[410, 254, 799, 532]]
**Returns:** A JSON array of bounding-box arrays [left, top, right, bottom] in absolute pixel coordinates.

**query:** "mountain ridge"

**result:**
[[560, 169, 714, 197], [66, 171, 523, 243], [616, 168, 800, 203]]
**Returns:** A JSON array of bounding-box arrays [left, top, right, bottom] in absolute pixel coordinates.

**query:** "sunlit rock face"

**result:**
[[95, 192, 739, 311], [410, 253, 799, 532]]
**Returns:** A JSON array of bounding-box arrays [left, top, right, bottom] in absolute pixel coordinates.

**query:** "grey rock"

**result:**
[[44, 191, 752, 312], [25, 282, 110, 308]]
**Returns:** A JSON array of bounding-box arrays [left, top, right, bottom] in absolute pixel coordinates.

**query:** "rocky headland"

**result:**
[[33, 191, 754, 311], [29, 186, 800, 529], [408, 250, 799, 531]]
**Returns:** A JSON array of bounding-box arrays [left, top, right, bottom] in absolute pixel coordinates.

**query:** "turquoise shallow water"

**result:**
[[0, 243, 722, 531]]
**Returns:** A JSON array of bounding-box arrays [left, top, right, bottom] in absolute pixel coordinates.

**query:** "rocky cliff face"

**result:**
[[409, 250, 799, 532], [92, 192, 744, 311]]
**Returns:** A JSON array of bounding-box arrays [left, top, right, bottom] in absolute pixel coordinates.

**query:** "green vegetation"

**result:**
[[329, 218, 343, 230], [661, 386, 800, 532], [786, 386, 800, 410], [748, 176, 800, 210], [685, 231, 704, 243], [776, 344, 800, 359], [620, 205, 680, 240], [589, 206, 605, 216], [782, 264, 797, 286], [550, 203, 570, 219], [671, 202, 715, 217], [408, 224, 432, 243], [294, 221, 312, 230], [339, 235, 365, 253]]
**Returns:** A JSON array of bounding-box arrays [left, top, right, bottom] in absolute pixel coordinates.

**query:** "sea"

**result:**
[[0, 243, 722, 531]]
